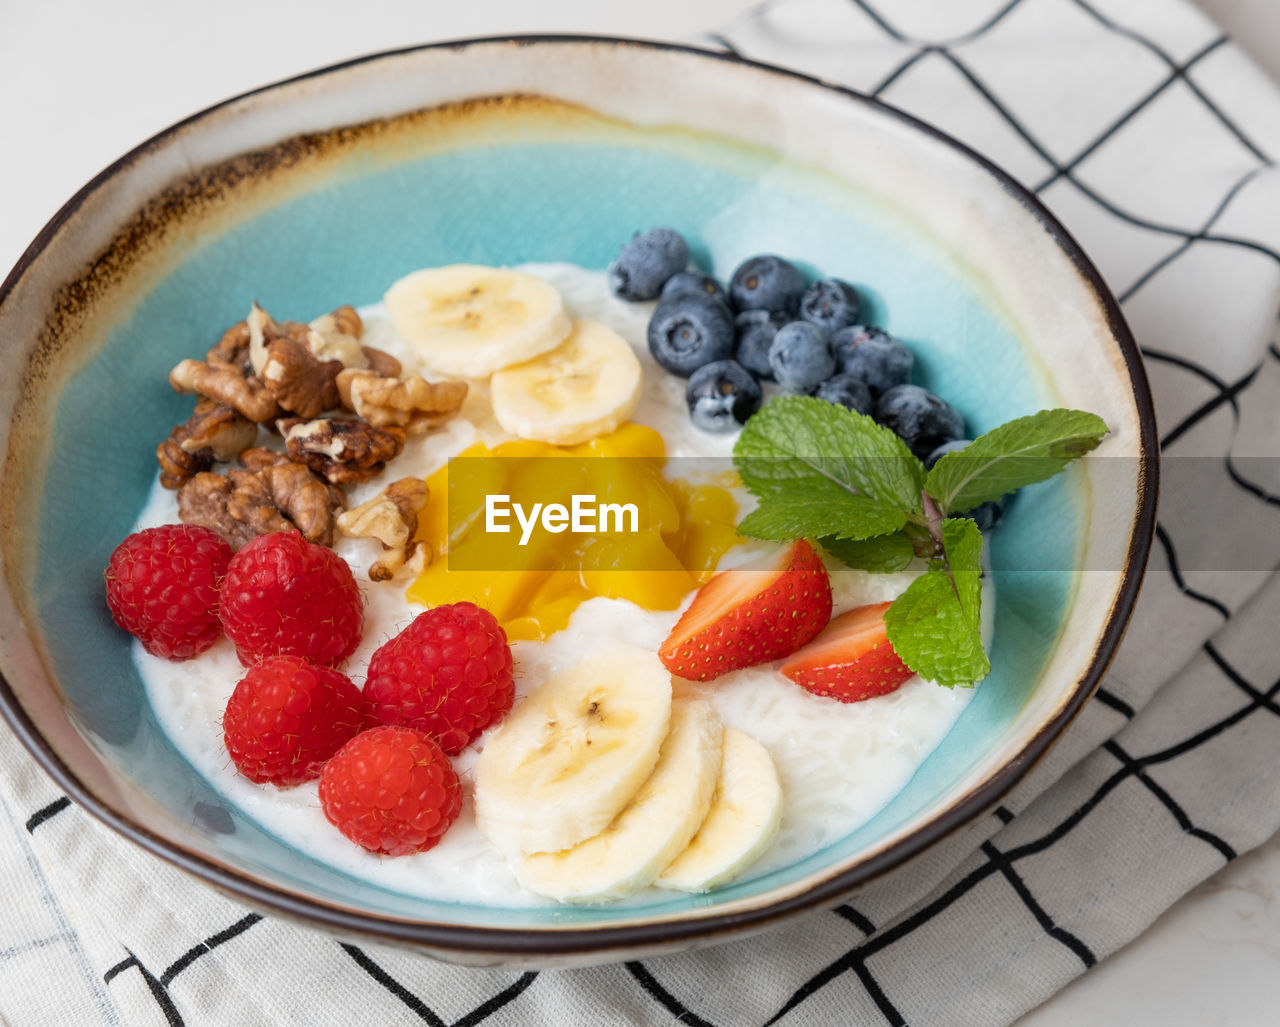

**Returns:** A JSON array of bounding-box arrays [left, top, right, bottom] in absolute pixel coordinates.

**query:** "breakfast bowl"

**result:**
[[0, 37, 1156, 965]]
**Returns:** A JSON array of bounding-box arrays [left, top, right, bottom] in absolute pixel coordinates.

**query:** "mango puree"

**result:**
[[408, 424, 740, 640]]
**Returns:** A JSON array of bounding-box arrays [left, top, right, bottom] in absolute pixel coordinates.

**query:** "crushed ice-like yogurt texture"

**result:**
[[131, 263, 990, 907]]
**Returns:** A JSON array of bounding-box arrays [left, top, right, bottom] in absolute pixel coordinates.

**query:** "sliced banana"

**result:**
[[489, 319, 643, 445], [516, 699, 724, 903], [384, 265, 571, 379], [473, 645, 672, 858], [657, 728, 783, 893]]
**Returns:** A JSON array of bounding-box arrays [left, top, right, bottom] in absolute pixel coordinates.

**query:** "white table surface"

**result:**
[[3, 2, 1279, 1024]]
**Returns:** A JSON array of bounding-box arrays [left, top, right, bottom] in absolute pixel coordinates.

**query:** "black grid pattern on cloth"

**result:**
[[753, 645, 1276, 1027], [692, 0, 1280, 1021], [96, 915, 265, 1026], [6, 2, 1280, 1025], [340, 943, 538, 1027], [2, 784, 122, 1025], [24, 796, 71, 834]]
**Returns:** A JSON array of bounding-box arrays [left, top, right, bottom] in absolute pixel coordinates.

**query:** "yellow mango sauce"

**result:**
[[407, 423, 741, 641]]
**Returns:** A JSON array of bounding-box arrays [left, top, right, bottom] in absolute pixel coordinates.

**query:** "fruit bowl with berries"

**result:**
[[0, 38, 1155, 965]]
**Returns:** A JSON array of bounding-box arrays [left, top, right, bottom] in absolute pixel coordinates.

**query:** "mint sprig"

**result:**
[[924, 409, 1107, 514], [732, 398, 1107, 687], [739, 487, 908, 543], [735, 396, 924, 513], [820, 533, 915, 573], [884, 518, 988, 685]]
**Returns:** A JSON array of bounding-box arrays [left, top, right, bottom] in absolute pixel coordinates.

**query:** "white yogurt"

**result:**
[[132, 264, 988, 907]]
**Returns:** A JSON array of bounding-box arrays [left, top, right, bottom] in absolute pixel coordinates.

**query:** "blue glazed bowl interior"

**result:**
[[32, 104, 1079, 931]]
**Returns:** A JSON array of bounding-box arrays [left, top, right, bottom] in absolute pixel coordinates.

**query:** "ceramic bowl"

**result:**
[[0, 37, 1156, 965]]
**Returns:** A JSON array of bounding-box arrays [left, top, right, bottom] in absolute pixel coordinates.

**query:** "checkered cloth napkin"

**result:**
[[4, 0, 1280, 1023]]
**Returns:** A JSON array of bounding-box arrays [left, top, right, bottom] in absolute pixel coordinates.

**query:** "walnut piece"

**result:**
[[336, 477, 429, 581], [170, 358, 281, 423], [335, 369, 467, 433], [261, 336, 344, 418], [238, 446, 347, 509], [179, 472, 281, 549], [246, 302, 275, 376], [240, 461, 342, 547], [308, 305, 367, 369], [177, 472, 236, 540], [157, 427, 211, 489], [324, 304, 363, 340], [279, 417, 407, 485], [207, 320, 253, 371], [246, 303, 313, 375], [157, 400, 259, 488], [247, 301, 369, 377], [238, 445, 292, 473], [177, 447, 343, 548], [360, 346, 402, 379], [182, 400, 258, 461]]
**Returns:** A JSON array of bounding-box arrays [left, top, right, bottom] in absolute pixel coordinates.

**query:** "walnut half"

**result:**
[[278, 417, 407, 485], [307, 304, 367, 368], [336, 477, 429, 581], [336, 369, 467, 433], [177, 447, 344, 548], [260, 335, 344, 419], [170, 358, 281, 424], [156, 399, 258, 488]]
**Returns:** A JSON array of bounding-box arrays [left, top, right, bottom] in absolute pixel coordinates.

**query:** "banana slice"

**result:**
[[473, 645, 672, 858], [384, 265, 571, 378], [516, 699, 724, 903], [489, 319, 643, 445], [657, 728, 783, 893]]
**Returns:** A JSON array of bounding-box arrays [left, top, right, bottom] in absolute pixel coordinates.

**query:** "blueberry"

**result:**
[[608, 227, 689, 300], [965, 501, 1005, 532], [647, 292, 735, 377], [800, 278, 861, 334], [813, 373, 873, 415], [923, 440, 970, 467], [925, 440, 1007, 531], [831, 326, 914, 396], [729, 255, 806, 314], [875, 384, 964, 460], [733, 309, 789, 380], [685, 360, 762, 433], [768, 321, 835, 392], [661, 271, 728, 307]]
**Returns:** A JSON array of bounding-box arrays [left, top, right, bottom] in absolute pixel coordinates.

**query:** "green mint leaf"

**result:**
[[735, 396, 925, 518], [820, 532, 916, 573], [739, 483, 907, 542], [924, 409, 1107, 515], [884, 517, 988, 687]]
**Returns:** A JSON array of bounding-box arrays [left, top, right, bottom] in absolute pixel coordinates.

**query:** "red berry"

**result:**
[[219, 531, 363, 667], [319, 725, 461, 856], [104, 524, 232, 660], [659, 539, 833, 682], [780, 602, 915, 702], [223, 655, 367, 786], [364, 602, 514, 754]]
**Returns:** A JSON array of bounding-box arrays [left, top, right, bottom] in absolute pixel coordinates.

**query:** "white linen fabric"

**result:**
[[3, 0, 1280, 1024]]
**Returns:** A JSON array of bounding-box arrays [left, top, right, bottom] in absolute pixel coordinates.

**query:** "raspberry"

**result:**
[[104, 524, 231, 660], [319, 725, 461, 856], [223, 656, 367, 786], [364, 602, 514, 754], [219, 531, 363, 668]]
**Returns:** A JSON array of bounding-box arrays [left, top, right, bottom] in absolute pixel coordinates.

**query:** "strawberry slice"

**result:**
[[780, 602, 915, 702], [659, 539, 832, 682]]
